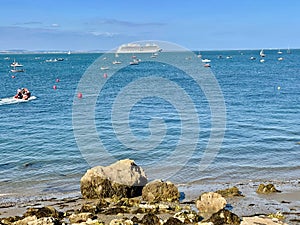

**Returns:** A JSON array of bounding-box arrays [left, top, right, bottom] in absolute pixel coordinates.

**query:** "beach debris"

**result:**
[[204, 209, 240, 225], [196, 192, 227, 214], [256, 183, 281, 194], [80, 159, 147, 199], [268, 211, 285, 220], [142, 179, 180, 203], [216, 186, 244, 198]]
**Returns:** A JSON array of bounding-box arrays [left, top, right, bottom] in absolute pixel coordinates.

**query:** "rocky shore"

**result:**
[[0, 159, 299, 225]]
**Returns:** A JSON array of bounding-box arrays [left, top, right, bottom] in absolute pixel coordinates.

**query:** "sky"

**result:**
[[0, 0, 300, 51]]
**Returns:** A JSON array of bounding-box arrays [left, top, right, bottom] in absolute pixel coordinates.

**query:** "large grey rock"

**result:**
[[80, 159, 147, 199], [142, 180, 180, 203]]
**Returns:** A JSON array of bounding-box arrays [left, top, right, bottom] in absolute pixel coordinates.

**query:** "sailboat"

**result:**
[[260, 49, 265, 57], [10, 59, 24, 72], [67, 50, 71, 55], [277, 49, 283, 54], [287, 47, 291, 54]]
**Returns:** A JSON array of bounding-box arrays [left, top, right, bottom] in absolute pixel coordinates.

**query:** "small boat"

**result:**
[[10, 60, 23, 67], [278, 57, 284, 61], [201, 59, 211, 63], [287, 47, 291, 54], [101, 66, 109, 70], [67, 51, 71, 55], [11, 68, 25, 73], [260, 59, 265, 63], [150, 53, 157, 58], [226, 56, 232, 59], [56, 58, 64, 61], [112, 60, 122, 65], [260, 49, 265, 57], [277, 49, 283, 54], [250, 57, 256, 60], [204, 63, 211, 67], [10, 59, 24, 72], [197, 52, 202, 58], [4, 57, 10, 60], [45, 59, 58, 62], [130, 59, 139, 65]]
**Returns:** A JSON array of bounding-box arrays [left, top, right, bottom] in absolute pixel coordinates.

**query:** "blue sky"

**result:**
[[0, 0, 299, 51]]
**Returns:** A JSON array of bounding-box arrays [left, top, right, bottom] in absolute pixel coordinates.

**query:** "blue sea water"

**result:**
[[0, 50, 299, 202]]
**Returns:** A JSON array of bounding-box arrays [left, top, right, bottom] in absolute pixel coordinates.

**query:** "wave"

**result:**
[[0, 96, 37, 105]]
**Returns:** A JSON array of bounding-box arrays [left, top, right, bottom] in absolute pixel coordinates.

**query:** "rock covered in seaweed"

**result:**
[[80, 159, 147, 199], [216, 186, 244, 197], [205, 208, 240, 225], [256, 183, 281, 194], [142, 179, 180, 203], [23, 206, 61, 219]]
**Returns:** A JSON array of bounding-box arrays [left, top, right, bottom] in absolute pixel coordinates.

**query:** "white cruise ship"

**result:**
[[116, 43, 162, 53]]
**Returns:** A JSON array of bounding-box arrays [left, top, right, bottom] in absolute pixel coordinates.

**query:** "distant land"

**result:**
[[0, 48, 298, 54]]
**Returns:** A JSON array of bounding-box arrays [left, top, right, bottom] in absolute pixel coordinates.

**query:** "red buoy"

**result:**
[[77, 92, 83, 99], [56, 78, 60, 82], [103, 73, 108, 78], [53, 85, 57, 90]]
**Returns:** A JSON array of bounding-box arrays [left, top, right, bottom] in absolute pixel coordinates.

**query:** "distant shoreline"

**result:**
[[0, 48, 298, 54]]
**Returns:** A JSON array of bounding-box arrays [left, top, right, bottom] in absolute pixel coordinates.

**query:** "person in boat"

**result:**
[[21, 88, 31, 100], [14, 89, 23, 99]]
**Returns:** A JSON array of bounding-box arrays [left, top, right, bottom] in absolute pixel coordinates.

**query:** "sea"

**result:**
[[0, 49, 299, 204]]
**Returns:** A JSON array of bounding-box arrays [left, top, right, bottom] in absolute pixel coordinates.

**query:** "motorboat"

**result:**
[[10, 60, 23, 67], [112, 60, 122, 64], [101, 66, 109, 70], [130, 59, 139, 65], [201, 59, 211, 63]]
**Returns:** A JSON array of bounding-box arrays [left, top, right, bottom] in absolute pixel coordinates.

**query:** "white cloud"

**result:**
[[51, 23, 60, 27], [89, 31, 119, 37]]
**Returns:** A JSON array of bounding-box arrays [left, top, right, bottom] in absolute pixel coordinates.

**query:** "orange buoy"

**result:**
[[77, 92, 83, 99], [56, 78, 60, 82], [103, 73, 108, 78], [53, 85, 57, 90]]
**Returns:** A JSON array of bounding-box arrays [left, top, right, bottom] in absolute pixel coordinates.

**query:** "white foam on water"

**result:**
[[0, 96, 37, 105]]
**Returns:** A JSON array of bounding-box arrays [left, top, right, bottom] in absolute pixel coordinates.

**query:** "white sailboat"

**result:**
[[10, 59, 24, 72], [260, 49, 265, 57], [277, 49, 283, 54]]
